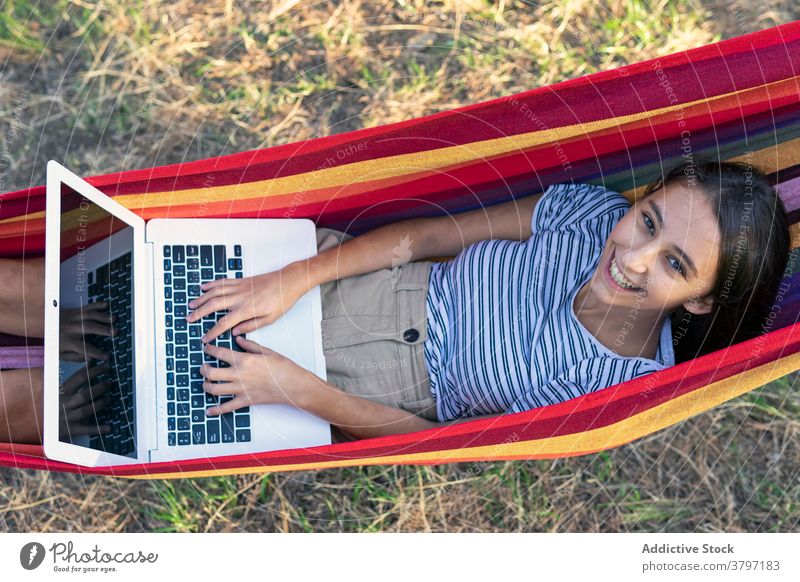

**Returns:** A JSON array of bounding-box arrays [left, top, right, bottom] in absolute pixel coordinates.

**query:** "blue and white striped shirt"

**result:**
[[422, 183, 676, 421]]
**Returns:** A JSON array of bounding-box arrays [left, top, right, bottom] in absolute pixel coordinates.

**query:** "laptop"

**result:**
[[43, 161, 331, 467]]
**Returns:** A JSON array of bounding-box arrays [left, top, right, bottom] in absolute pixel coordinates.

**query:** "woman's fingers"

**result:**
[[200, 311, 244, 344], [61, 361, 110, 394], [187, 279, 239, 312], [66, 395, 111, 422], [66, 421, 112, 437], [199, 363, 237, 383], [186, 296, 236, 324], [231, 316, 274, 336], [205, 395, 248, 417], [78, 320, 117, 337], [67, 380, 112, 409]]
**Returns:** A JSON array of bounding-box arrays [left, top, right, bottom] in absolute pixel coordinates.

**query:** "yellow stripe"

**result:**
[[121, 350, 800, 480], [0, 77, 786, 224], [2, 79, 797, 228]]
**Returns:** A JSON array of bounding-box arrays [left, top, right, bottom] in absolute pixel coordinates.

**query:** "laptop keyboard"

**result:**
[[87, 252, 135, 456], [163, 244, 252, 446]]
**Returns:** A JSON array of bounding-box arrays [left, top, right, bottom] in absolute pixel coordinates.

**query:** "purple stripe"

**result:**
[[0, 346, 44, 370]]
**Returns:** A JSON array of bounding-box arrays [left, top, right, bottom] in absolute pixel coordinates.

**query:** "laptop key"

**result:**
[[200, 246, 212, 267], [221, 415, 235, 443], [173, 278, 186, 291], [213, 245, 226, 273], [236, 430, 251, 443], [176, 346, 188, 359], [191, 409, 204, 423], [188, 271, 200, 284], [168, 432, 176, 446], [174, 265, 186, 277], [201, 267, 213, 280], [207, 421, 220, 444], [174, 318, 187, 331], [177, 403, 190, 416], [234, 245, 242, 257], [168, 418, 175, 431], [163, 246, 171, 258], [177, 432, 190, 446], [235, 415, 250, 428], [174, 305, 187, 318], [192, 425, 205, 445], [173, 246, 185, 263], [176, 374, 189, 387], [177, 388, 190, 401], [187, 258, 199, 270], [176, 360, 189, 374], [187, 245, 198, 257], [191, 395, 204, 408], [178, 417, 190, 431]]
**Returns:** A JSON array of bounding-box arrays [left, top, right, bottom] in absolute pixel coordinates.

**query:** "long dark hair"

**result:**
[[640, 158, 791, 364]]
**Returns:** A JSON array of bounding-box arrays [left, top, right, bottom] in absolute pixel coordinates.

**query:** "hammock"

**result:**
[[1, 22, 799, 479]]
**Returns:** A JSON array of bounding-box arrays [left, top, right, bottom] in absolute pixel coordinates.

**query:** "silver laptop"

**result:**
[[43, 161, 331, 467]]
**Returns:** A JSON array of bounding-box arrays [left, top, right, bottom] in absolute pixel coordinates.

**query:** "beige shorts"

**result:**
[[316, 227, 438, 422]]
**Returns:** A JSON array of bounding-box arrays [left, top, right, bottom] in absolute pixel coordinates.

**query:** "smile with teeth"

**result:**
[[609, 254, 642, 290]]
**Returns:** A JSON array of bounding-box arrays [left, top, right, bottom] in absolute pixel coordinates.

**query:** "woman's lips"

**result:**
[[604, 248, 641, 293]]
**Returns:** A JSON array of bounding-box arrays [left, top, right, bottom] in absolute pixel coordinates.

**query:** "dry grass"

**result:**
[[1, 0, 799, 532]]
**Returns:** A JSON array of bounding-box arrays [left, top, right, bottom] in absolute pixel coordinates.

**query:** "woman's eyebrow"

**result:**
[[647, 199, 698, 277]]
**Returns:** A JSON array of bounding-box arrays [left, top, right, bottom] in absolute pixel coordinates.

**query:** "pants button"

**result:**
[[403, 328, 420, 343]]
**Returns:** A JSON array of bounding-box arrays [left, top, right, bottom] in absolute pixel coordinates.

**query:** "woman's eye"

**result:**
[[643, 213, 654, 234], [668, 256, 685, 276], [642, 213, 686, 277]]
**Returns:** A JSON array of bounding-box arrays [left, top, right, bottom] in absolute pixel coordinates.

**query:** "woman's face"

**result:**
[[592, 180, 721, 315]]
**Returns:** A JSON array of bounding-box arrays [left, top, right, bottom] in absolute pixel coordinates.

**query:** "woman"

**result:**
[[185, 159, 790, 441], [0, 159, 790, 443]]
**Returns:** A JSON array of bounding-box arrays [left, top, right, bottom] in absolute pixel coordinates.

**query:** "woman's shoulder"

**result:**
[[530, 182, 631, 235]]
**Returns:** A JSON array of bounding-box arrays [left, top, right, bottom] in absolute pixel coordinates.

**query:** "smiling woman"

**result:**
[[634, 160, 791, 364]]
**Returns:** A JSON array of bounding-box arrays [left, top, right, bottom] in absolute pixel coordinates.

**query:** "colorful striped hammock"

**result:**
[[1, 22, 799, 479]]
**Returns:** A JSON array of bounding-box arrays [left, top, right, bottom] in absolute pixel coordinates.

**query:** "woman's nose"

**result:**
[[624, 243, 659, 273]]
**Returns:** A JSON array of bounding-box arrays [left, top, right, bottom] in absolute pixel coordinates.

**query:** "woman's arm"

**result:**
[[0, 368, 44, 444], [189, 193, 542, 340], [293, 372, 503, 439], [296, 193, 543, 289], [202, 338, 503, 440], [0, 257, 45, 338]]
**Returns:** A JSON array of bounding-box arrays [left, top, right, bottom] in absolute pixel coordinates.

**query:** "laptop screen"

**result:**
[[58, 184, 137, 458]]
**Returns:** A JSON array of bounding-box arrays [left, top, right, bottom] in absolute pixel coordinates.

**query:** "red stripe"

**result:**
[[1, 25, 797, 205], [4, 319, 797, 476]]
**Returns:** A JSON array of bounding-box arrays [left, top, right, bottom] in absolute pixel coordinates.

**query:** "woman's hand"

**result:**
[[58, 361, 113, 440], [60, 302, 116, 362], [199, 336, 313, 416], [186, 262, 310, 344]]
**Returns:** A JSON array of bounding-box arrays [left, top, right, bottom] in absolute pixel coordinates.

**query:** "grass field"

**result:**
[[1, 1, 799, 532]]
